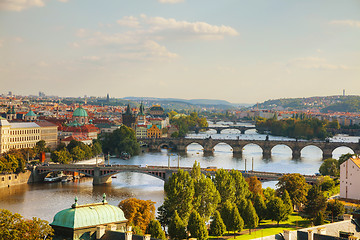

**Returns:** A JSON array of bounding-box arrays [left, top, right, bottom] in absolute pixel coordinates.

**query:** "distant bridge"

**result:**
[[139, 138, 360, 159], [36, 164, 319, 185], [192, 126, 256, 134]]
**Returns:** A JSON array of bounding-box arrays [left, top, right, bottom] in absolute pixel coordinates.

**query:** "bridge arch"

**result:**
[[102, 170, 166, 181], [242, 143, 264, 154], [213, 142, 234, 153], [185, 142, 205, 152], [332, 146, 355, 159], [157, 141, 177, 151], [219, 128, 241, 134], [300, 145, 323, 158], [271, 144, 293, 156]]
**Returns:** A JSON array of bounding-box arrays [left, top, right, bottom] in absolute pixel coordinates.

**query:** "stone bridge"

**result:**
[[192, 126, 256, 134], [35, 164, 319, 185], [139, 138, 360, 159]]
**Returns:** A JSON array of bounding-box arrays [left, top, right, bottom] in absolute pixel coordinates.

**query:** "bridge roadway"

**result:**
[[192, 126, 256, 134], [36, 164, 319, 185], [139, 137, 360, 159]]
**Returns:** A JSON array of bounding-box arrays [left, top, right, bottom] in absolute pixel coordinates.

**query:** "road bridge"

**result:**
[[36, 164, 319, 185], [139, 138, 360, 159]]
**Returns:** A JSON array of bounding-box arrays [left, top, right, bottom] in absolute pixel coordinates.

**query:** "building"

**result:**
[[147, 125, 161, 138], [340, 156, 360, 201], [148, 105, 165, 117], [0, 117, 58, 153], [24, 110, 37, 121], [50, 194, 128, 240], [136, 125, 148, 139], [72, 106, 89, 125], [36, 120, 58, 149], [0, 117, 40, 154], [122, 104, 136, 129]]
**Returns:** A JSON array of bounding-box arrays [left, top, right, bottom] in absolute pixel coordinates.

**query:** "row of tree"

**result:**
[[169, 111, 208, 138], [0, 140, 49, 173], [50, 139, 102, 164], [255, 117, 334, 140], [0, 209, 53, 240]]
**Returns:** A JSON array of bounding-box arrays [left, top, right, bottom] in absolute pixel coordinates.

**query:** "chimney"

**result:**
[[317, 227, 326, 235], [125, 230, 133, 240], [283, 230, 291, 240], [143, 234, 151, 240], [96, 225, 106, 239], [308, 229, 314, 240]]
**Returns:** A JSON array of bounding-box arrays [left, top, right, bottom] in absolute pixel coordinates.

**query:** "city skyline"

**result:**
[[1, 0, 359, 103]]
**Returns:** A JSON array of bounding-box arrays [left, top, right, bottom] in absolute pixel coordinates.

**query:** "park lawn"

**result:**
[[209, 213, 311, 240]]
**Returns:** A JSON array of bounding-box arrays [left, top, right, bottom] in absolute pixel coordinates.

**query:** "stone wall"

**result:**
[[0, 171, 32, 188]]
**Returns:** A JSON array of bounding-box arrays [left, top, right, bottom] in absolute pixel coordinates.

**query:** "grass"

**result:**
[[209, 213, 311, 240]]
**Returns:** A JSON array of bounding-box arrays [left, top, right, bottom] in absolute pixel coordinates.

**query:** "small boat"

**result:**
[[61, 176, 73, 182], [120, 152, 131, 160], [111, 175, 117, 179], [44, 176, 62, 182]]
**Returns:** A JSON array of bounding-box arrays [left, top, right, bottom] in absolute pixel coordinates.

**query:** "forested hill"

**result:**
[[255, 95, 360, 113]]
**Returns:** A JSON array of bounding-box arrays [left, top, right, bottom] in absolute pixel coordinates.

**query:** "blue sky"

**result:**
[[0, 0, 359, 103]]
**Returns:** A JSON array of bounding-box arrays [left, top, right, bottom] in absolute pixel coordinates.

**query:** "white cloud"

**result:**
[[14, 37, 24, 43], [0, 0, 45, 11], [82, 56, 101, 61], [158, 0, 184, 3], [117, 16, 140, 28], [287, 57, 350, 70], [38, 61, 48, 67], [76, 29, 87, 37], [330, 20, 360, 28], [143, 16, 239, 39]]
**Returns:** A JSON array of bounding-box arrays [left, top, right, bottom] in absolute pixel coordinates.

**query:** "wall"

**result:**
[[0, 171, 32, 188]]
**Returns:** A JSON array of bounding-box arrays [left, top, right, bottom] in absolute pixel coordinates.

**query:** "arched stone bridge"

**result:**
[[35, 164, 319, 185], [192, 126, 256, 134], [139, 138, 360, 159]]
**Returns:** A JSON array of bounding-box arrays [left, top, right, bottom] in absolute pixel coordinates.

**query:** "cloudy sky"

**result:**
[[0, 0, 359, 103]]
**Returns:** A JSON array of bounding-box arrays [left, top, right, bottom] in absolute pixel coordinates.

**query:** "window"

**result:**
[[1, 177, 4, 181], [8, 176, 11, 180], [15, 176, 17, 179]]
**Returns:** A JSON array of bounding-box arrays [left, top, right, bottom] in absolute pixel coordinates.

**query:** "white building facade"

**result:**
[[340, 157, 360, 201]]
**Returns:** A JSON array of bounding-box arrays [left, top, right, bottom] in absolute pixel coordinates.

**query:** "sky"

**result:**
[[0, 0, 359, 103]]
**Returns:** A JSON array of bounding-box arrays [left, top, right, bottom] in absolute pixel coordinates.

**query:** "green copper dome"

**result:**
[[25, 110, 37, 117], [50, 199, 127, 229], [73, 106, 88, 117]]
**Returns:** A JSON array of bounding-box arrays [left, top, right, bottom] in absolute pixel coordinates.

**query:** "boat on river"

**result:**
[[44, 176, 62, 182]]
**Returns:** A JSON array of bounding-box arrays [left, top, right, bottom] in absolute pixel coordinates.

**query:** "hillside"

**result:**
[[255, 95, 360, 113]]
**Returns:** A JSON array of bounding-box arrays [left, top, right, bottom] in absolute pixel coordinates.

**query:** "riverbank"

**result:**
[[0, 171, 32, 188]]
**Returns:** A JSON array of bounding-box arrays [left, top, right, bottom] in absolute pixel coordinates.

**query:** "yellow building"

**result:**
[[147, 124, 161, 138], [0, 117, 58, 154]]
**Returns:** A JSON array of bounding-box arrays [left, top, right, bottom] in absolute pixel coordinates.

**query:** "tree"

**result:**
[[263, 187, 276, 202], [193, 175, 220, 222], [214, 169, 235, 204], [230, 170, 250, 202], [146, 220, 166, 240], [187, 210, 208, 240], [91, 140, 102, 156], [314, 211, 325, 226], [220, 200, 233, 231], [51, 149, 72, 164], [190, 160, 201, 180], [303, 185, 327, 221], [0, 209, 53, 240], [209, 211, 226, 237], [253, 193, 267, 221], [281, 190, 293, 217], [319, 158, 339, 177], [161, 169, 194, 224], [168, 211, 187, 240], [34, 140, 49, 154], [70, 146, 86, 161], [277, 173, 309, 209], [317, 176, 335, 192], [230, 205, 244, 236], [266, 197, 289, 225], [119, 198, 156, 233], [101, 125, 140, 156], [243, 200, 259, 234], [326, 199, 345, 221], [338, 153, 355, 166], [246, 176, 263, 197]]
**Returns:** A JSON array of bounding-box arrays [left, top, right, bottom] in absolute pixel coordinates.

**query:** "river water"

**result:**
[[0, 123, 358, 222]]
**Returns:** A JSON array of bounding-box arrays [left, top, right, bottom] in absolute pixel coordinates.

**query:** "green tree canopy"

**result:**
[[303, 185, 327, 221], [101, 125, 140, 156], [326, 199, 345, 220], [266, 197, 289, 225], [146, 220, 166, 240], [0, 209, 53, 240], [253, 193, 267, 221], [209, 211, 226, 237], [187, 210, 208, 240], [276, 173, 309, 208], [319, 158, 339, 177], [281, 190, 293, 217], [243, 199, 259, 233], [214, 169, 235, 205], [168, 211, 187, 240]]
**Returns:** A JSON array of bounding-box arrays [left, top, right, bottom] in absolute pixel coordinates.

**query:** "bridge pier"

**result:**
[[292, 150, 301, 159], [216, 129, 222, 134], [263, 149, 271, 159], [322, 149, 333, 159], [240, 130, 246, 134], [93, 167, 112, 185], [232, 146, 243, 155]]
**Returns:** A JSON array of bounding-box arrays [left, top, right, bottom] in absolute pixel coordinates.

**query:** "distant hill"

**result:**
[[123, 97, 233, 106], [255, 95, 360, 113]]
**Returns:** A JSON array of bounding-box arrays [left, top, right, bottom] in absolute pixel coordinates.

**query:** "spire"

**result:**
[[125, 103, 132, 115], [138, 102, 145, 116]]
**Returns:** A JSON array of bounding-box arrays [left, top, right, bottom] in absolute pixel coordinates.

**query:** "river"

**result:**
[[0, 124, 358, 222]]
